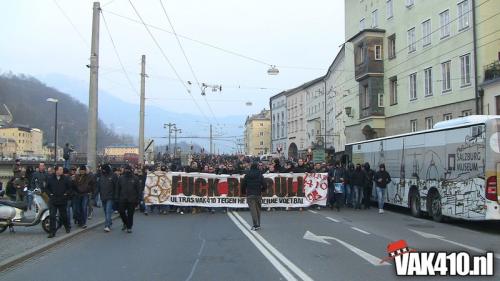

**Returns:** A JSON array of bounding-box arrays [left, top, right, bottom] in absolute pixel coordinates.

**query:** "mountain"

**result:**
[[40, 73, 246, 153], [0, 73, 134, 152]]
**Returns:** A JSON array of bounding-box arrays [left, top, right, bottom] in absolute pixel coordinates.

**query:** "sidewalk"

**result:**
[[0, 205, 115, 271]]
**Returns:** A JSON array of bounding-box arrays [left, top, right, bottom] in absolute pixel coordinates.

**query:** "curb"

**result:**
[[0, 214, 119, 272]]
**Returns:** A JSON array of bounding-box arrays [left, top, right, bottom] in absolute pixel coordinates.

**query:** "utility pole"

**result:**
[[173, 127, 182, 158], [164, 123, 175, 156], [139, 55, 146, 165], [87, 1, 100, 170], [209, 124, 213, 155]]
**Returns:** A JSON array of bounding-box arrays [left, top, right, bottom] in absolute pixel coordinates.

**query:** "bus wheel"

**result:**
[[428, 190, 443, 222], [409, 190, 421, 218]]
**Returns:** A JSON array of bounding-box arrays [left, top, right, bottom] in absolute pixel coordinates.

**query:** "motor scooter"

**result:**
[[0, 188, 50, 233]]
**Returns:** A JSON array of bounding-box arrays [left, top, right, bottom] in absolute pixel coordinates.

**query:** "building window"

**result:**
[[388, 34, 396, 59], [281, 121, 284, 137], [425, 117, 434, 130], [409, 73, 417, 100], [410, 120, 417, 132], [359, 18, 366, 31], [444, 113, 453, 120], [460, 53, 471, 86], [372, 9, 378, 27], [406, 0, 414, 8], [260, 123, 263, 126], [422, 20, 431, 46], [458, 0, 470, 31], [390, 76, 398, 105], [260, 141, 264, 146], [462, 110, 472, 116], [374, 45, 382, 60], [424, 67, 433, 96], [441, 60, 452, 92], [440, 10, 450, 39], [386, 0, 393, 19], [378, 93, 384, 107], [362, 85, 370, 109], [259, 132, 264, 137], [357, 44, 365, 64], [407, 28, 416, 53]]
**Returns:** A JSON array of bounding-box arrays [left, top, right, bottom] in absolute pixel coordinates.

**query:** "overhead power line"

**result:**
[[102, 8, 325, 71], [101, 10, 139, 97], [127, 0, 210, 121], [159, 0, 219, 125], [52, 0, 89, 47]]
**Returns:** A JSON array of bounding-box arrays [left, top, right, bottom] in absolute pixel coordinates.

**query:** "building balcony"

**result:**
[[484, 60, 500, 82]]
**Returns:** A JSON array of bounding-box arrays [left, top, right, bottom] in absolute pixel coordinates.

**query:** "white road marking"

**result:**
[[308, 210, 318, 214], [351, 227, 370, 235], [409, 229, 500, 259], [185, 232, 206, 281], [227, 212, 298, 281], [303, 231, 390, 266], [325, 217, 340, 223], [232, 212, 314, 281]]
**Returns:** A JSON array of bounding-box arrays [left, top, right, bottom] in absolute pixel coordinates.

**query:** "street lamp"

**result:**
[[46, 98, 58, 164], [267, 65, 279, 75]]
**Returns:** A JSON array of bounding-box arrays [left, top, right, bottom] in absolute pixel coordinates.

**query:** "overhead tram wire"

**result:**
[[101, 10, 140, 97], [159, 0, 219, 125], [101, 8, 325, 72], [127, 0, 210, 121], [52, 0, 89, 48]]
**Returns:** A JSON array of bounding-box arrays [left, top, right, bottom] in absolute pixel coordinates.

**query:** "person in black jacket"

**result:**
[[351, 163, 366, 209], [117, 165, 142, 233], [362, 163, 375, 209], [45, 166, 71, 238], [374, 163, 392, 214], [98, 164, 117, 232], [241, 162, 266, 231]]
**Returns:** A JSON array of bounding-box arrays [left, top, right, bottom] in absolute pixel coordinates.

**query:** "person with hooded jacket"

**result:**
[[241, 162, 266, 231], [362, 163, 375, 209], [116, 165, 142, 233], [97, 164, 117, 232], [373, 163, 391, 213]]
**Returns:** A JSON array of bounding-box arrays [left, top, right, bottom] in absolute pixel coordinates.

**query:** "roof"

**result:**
[[104, 145, 138, 149], [347, 115, 500, 146], [0, 126, 33, 132], [284, 76, 325, 97], [245, 109, 271, 124], [269, 91, 287, 101], [325, 45, 346, 78], [346, 28, 386, 43]]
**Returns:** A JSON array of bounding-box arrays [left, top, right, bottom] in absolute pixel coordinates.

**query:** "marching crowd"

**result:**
[[0, 153, 391, 237]]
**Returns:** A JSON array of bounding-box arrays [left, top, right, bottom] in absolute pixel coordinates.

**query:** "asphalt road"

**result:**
[[1, 206, 500, 281]]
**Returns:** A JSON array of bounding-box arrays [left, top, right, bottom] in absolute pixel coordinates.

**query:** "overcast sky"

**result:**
[[0, 0, 345, 122]]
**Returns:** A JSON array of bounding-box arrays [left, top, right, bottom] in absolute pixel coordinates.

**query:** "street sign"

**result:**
[[313, 149, 325, 163]]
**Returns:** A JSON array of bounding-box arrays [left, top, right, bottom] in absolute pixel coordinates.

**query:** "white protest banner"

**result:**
[[144, 172, 328, 208]]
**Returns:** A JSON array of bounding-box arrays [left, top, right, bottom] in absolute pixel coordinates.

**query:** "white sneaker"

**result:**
[[104, 227, 110, 232], [379, 209, 384, 214], [180, 211, 184, 215]]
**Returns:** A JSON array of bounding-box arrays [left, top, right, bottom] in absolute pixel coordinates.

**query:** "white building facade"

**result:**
[[270, 92, 288, 156]]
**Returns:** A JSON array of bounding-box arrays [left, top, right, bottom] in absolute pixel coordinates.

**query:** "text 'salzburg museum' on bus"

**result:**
[[345, 115, 500, 222]]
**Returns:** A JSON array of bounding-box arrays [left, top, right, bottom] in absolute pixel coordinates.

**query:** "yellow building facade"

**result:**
[[0, 126, 44, 157], [244, 109, 271, 156], [104, 146, 139, 156]]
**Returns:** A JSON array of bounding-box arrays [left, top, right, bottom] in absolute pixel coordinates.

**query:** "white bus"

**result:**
[[346, 115, 500, 222]]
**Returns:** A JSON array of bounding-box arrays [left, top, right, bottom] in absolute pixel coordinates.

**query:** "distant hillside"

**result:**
[[0, 73, 133, 152]]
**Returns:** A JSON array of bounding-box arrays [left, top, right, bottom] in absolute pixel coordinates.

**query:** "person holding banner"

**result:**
[[241, 162, 266, 231]]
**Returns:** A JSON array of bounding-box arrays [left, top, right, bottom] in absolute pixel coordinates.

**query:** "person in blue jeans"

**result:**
[[74, 166, 96, 228], [374, 163, 391, 214], [97, 164, 117, 232]]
